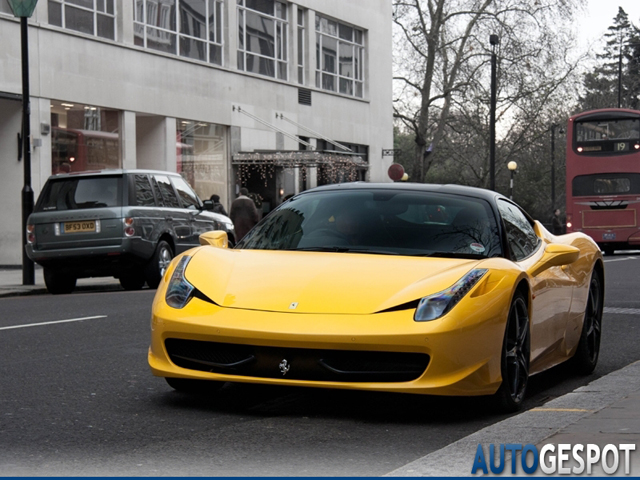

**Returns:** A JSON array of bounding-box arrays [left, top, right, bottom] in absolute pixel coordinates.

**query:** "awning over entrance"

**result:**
[[232, 150, 368, 168]]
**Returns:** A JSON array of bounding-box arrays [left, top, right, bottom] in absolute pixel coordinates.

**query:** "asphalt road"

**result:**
[[0, 253, 639, 476]]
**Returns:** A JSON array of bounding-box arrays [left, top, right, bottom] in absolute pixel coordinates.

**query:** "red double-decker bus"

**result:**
[[566, 108, 640, 254]]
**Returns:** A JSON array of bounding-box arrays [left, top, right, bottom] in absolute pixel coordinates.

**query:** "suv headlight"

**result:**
[[414, 269, 488, 322], [166, 256, 194, 309]]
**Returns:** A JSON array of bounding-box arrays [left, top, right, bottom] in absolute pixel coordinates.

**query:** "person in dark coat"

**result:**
[[552, 209, 563, 235], [209, 194, 228, 217], [230, 187, 260, 241]]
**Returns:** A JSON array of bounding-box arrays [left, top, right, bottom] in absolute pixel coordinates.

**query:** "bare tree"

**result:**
[[393, 0, 584, 184]]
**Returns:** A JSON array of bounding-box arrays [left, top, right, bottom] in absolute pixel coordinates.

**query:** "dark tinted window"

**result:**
[[574, 117, 640, 155], [154, 175, 181, 208], [573, 173, 640, 196], [36, 176, 121, 211], [497, 200, 540, 261], [134, 174, 155, 206], [171, 176, 200, 210], [238, 189, 502, 258]]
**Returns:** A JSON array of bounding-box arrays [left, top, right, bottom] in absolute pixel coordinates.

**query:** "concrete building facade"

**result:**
[[0, 0, 393, 265]]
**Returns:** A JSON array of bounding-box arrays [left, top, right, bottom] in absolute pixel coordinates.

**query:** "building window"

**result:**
[[177, 120, 229, 210], [50, 100, 121, 174], [237, 0, 288, 80], [48, 0, 116, 40], [134, 0, 224, 65], [315, 15, 364, 98], [0, 0, 14, 15], [297, 8, 304, 84]]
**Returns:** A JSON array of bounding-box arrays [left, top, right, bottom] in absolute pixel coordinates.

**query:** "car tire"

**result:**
[[43, 268, 77, 295], [494, 291, 530, 413], [165, 377, 224, 394], [119, 272, 146, 291], [571, 269, 603, 375], [145, 240, 173, 289]]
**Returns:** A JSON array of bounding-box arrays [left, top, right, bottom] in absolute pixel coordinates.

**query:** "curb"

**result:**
[[385, 360, 640, 477]]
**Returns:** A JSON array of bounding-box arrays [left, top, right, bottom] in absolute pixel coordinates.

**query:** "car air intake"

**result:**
[[165, 338, 429, 383]]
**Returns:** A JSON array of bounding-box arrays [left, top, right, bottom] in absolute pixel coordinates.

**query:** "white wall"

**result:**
[[0, 99, 23, 265], [0, 0, 393, 264]]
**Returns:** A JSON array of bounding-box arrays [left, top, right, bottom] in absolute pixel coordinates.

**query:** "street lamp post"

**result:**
[[507, 161, 517, 200], [8, 0, 39, 286], [618, 44, 623, 109], [489, 34, 499, 191], [550, 124, 556, 212]]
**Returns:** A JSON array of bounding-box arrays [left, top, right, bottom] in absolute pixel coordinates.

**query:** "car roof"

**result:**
[[301, 182, 505, 203], [47, 169, 181, 180]]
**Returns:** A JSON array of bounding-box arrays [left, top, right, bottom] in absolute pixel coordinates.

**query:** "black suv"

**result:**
[[26, 169, 234, 294]]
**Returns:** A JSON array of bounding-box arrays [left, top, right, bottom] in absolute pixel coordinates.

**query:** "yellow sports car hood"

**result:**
[[184, 247, 482, 315]]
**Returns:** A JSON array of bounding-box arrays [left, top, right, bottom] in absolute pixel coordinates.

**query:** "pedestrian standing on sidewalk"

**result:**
[[209, 194, 228, 217], [230, 187, 260, 242]]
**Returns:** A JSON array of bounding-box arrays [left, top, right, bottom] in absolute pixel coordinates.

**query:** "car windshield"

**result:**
[[36, 176, 122, 211], [237, 189, 502, 258]]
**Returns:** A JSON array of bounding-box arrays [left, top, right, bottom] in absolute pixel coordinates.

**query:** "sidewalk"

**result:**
[[0, 265, 122, 297], [387, 360, 640, 476]]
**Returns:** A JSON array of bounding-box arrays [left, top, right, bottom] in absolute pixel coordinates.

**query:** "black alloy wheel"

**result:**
[[43, 268, 77, 295], [572, 269, 603, 375], [495, 292, 530, 412], [145, 240, 173, 289]]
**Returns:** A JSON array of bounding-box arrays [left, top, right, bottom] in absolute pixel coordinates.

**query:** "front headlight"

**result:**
[[166, 256, 194, 309], [414, 269, 488, 322]]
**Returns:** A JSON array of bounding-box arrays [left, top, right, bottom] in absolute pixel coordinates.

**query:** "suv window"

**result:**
[[171, 176, 200, 210], [154, 175, 181, 208], [497, 200, 541, 261], [36, 176, 122, 212], [134, 174, 155, 206]]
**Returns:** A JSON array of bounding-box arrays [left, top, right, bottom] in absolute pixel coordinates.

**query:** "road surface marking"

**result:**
[[604, 307, 640, 315], [0, 315, 107, 331], [604, 256, 638, 263], [531, 408, 594, 412]]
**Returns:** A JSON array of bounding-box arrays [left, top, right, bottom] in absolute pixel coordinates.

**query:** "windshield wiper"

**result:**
[[290, 246, 352, 252], [417, 252, 486, 259], [290, 247, 399, 255]]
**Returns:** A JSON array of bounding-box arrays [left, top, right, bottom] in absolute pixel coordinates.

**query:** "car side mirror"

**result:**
[[530, 243, 579, 276], [202, 199, 214, 211], [199, 230, 229, 248]]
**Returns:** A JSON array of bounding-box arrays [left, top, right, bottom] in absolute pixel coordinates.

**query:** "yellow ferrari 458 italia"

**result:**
[[148, 183, 604, 412]]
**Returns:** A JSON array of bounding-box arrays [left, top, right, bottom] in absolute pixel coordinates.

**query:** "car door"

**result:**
[[153, 174, 192, 253], [497, 200, 576, 373], [169, 175, 218, 244]]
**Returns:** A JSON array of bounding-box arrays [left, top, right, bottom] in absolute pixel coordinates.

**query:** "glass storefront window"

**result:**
[[50, 100, 121, 174], [176, 120, 228, 210]]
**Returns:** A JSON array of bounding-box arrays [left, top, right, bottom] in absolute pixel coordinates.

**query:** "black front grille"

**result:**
[[165, 339, 429, 383]]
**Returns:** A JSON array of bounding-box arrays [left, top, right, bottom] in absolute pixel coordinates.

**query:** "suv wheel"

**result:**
[[44, 268, 77, 295], [119, 272, 146, 291], [145, 240, 173, 289]]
